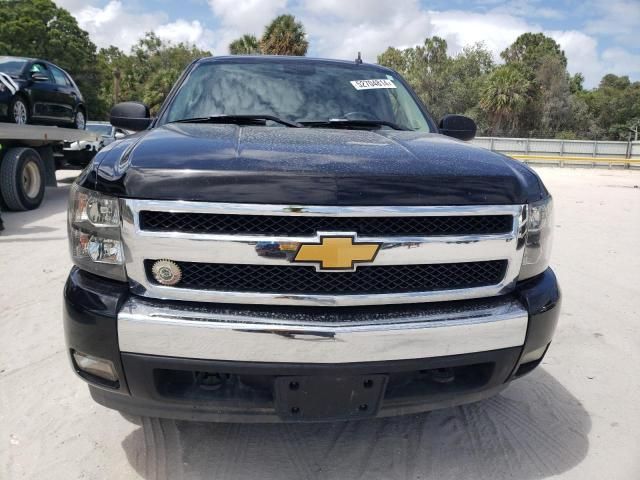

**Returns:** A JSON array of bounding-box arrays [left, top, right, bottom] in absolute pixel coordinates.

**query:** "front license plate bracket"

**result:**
[[274, 374, 388, 421]]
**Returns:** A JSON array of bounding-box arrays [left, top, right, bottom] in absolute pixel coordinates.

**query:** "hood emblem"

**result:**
[[293, 235, 381, 271]]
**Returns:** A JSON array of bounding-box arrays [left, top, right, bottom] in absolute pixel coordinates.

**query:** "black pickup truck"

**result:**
[[64, 56, 560, 422]]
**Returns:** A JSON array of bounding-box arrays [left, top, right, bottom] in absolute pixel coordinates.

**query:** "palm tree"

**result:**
[[259, 14, 308, 56], [480, 65, 530, 134], [229, 34, 260, 55]]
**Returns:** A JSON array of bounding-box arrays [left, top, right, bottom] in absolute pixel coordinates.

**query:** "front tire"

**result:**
[[73, 109, 86, 129], [0, 147, 45, 211], [9, 96, 29, 125]]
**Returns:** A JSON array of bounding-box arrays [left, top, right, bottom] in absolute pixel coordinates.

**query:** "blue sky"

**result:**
[[56, 0, 640, 88]]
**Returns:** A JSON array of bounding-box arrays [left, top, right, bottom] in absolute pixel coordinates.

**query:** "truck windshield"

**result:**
[[0, 57, 27, 76], [161, 60, 431, 131]]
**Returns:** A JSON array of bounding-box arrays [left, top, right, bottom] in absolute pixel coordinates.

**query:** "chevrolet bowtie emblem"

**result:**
[[294, 236, 381, 271]]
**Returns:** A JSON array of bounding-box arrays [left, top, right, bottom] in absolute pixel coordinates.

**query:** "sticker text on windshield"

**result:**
[[350, 79, 396, 90]]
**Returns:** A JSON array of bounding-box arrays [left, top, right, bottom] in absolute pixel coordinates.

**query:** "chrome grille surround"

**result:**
[[120, 200, 527, 307]]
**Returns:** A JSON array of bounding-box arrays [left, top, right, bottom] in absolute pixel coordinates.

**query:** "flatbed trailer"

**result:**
[[0, 123, 98, 211]]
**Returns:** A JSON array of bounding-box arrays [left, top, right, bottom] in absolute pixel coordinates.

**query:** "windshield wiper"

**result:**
[[299, 119, 410, 131], [170, 114, 302, 128]]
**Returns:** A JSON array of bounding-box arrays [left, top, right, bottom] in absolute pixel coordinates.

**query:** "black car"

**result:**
[[65, 56, 559, 423], [0, 56, 86, 129]]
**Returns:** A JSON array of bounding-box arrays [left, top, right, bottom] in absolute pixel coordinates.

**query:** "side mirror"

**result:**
[[438, 114, 477, 141], [31, 73, 49, 82], [110, 101, 151, 131], [114, 131, 126, 139]]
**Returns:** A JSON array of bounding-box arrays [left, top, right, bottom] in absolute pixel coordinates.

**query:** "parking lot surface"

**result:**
[[1, 167, 639, 480]]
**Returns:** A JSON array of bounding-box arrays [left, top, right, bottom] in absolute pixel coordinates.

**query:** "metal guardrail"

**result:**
[[471, 137, 640, 168]]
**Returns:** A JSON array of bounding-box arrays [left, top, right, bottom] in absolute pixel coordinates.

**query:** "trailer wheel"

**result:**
[[0, 147, 46, 211]]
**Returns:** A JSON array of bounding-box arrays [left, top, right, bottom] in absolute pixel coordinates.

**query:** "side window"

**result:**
[[64, 73, 74, 88], [50, 66, 68, 86], [29, 63, 51, 81]]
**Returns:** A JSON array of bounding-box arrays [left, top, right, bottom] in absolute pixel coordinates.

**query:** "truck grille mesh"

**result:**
[[139, 211, 513, 237], [145, 260, 508, 295]]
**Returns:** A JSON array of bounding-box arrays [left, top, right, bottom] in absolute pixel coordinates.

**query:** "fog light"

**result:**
[[152, 259, 182, 286], [520, 344, 549, 365], [72, 351, 119, 382]]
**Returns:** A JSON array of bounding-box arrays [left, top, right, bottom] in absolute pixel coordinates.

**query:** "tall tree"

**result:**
[[536, 54, 571, 133], [229, 34, 260, 55], [501, 33, 567, 73], [440, 43, 495, 120], [0, 0, 105, 117], [480, 65, 530, 134], [584, 75, 640, 139], [259, 14, 308, 56], [378, 37, 452, 119], [377, 47, 406, 74], [499, 33, 571, 134], [97, 33, 210, 116], [378, 37, 494, 121]]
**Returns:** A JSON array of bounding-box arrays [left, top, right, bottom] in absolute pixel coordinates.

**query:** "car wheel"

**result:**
[[73, 109, 86, 129], [9, 97, 29, 125], [0, 147, 45, 211]]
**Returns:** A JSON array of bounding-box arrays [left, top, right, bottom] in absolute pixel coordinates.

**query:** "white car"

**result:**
[[63, 121, 128, 166], [65, 122, 127, 152]]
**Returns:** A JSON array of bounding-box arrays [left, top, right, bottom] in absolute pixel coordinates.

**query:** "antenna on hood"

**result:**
[[355, 52, 363, 64]]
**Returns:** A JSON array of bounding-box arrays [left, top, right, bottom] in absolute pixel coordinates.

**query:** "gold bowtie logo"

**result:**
[[294, 236, 381, 271]]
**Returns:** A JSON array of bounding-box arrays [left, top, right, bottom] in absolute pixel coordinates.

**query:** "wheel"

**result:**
[[73, 109, 86, 129], [0, 147, 46, 211], [9, 96, 29, 125]]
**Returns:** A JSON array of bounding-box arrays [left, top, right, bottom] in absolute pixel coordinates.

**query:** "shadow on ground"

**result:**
[[0, 172, 78, 240], [121, 368, 590, 480]]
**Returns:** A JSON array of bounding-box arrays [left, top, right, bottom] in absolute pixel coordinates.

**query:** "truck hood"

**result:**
[[89, 123, 544, 205]]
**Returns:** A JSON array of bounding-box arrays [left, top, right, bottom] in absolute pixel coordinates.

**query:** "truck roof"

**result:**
[[196, 55, 393, 72]]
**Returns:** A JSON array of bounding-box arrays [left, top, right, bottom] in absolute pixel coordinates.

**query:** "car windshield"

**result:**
[[0, 57, 27, 76], [86, 124, 113, 136], [161, 60, 430, 131]]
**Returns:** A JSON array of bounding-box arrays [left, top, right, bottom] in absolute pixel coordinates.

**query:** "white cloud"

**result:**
[[206, 0, 287, 58], [56, 0, 638, 88], [585, 0, 640, 43], [155, 20, 215, 52], [72, 1, 167, 51], [549, 31, 640, 88], [601, 48, 640, 80], [64, 1, 215, 53], [429, 10, 538, 56], [487, 0, 565, 20], [303, 0, 420, 23], [208, 0, 286, 32], [299, 5, 433, 62], [549, 31, 601, 85], [54, 0, 96, 11]]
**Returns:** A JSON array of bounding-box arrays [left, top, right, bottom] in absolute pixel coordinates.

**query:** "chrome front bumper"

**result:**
[[118, 296, 529, 363]]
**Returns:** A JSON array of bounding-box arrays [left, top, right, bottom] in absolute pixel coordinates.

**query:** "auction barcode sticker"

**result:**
[[350, 79, 396, 90]]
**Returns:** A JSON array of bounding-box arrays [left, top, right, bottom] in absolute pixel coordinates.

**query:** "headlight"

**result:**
[[67, 184, 126, 281], [520, 197, 554, 280]]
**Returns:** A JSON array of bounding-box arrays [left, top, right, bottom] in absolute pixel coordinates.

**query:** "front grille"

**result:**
[[139, 211, 513, 237], [145, 260, 508, 295]]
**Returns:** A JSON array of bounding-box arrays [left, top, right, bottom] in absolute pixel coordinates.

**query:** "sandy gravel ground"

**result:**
[[1, 167, 639, 480]]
